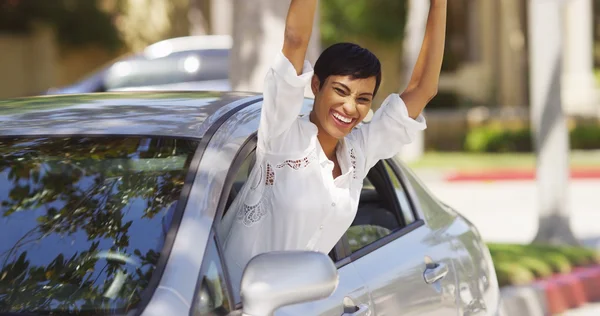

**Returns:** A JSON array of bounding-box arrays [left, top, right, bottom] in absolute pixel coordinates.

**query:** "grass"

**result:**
[[487, 243, 600, 287], [407, 151, 600, 171]]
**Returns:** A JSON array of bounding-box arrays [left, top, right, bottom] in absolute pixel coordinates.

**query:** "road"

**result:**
[[417, 175, 600, 246], [566, 303, 600, 316]]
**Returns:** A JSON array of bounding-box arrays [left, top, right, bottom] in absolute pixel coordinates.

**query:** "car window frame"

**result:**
[[212, 134, 356, 307], [210, 137, 429, 307], [338, 158, 426, 265], [209, 133, 258, 310]]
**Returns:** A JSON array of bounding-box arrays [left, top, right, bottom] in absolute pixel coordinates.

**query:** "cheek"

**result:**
[[357, 104, 372, 119]]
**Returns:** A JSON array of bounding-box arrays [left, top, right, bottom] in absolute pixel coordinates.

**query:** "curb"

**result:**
[[500, 266, 600, 316], [445, 169, 600, 182]]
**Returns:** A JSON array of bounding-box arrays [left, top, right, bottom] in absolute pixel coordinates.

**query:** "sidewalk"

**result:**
[[445, 168, 600, 182], [566, 303, 600, 316]]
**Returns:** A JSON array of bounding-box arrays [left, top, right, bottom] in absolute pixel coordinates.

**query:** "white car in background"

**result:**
[[46, 35, 232, 95]]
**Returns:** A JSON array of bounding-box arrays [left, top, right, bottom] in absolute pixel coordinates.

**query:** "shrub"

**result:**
[[518, 257, 553, 278], [494, 262, 535, 287], [464, 124, 600, 152], [487, 243, 600, 287]]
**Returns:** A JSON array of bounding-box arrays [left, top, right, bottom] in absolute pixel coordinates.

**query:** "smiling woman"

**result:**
[[219, 0, 447, 296]]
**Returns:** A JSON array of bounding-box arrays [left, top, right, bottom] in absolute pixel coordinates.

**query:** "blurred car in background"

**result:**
[[46, 35, 231, 95]]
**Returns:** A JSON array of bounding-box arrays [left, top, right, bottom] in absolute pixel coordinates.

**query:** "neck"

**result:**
[[309, 111, 338, 160]]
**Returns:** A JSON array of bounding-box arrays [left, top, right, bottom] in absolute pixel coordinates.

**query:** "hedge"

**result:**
[[487, 243, 600, 287], [465, 124, 600, 153]]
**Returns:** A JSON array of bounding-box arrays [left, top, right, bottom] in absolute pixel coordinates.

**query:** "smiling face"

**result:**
[[310, 74, 377, 140]]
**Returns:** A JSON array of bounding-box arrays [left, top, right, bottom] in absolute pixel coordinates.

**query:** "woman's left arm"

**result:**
[[400, 0, 447, 119], [348, 1, 446, 172]]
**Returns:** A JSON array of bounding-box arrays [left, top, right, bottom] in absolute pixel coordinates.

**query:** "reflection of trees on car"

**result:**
[[346, 225, 391, 252], [0, 136, 198, 313]]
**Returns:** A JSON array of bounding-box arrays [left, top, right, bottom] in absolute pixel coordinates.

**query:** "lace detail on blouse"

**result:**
[[237, 199, 268, 227], [350, 148, 357, 179], [275, 149, 318, 170], [237, 151, 319, 227], [265, 163, 275, 186]]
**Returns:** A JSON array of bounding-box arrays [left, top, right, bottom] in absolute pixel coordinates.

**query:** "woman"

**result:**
[[220, 0, 447, 291]]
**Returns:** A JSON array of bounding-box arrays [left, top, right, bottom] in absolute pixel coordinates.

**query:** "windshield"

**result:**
[[0, 136, 199, 314]]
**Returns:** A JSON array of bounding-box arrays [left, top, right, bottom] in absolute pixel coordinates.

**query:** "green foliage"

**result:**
[[464, 126, 532, 153], [464, 124, 600, 153], [320, 0, 408, 46], [488, 243, 600, 287], [494, 262, 535, 287], [518, 257, 553, 278], [0, 0, 122, 51], [570, 124, 600, 150]]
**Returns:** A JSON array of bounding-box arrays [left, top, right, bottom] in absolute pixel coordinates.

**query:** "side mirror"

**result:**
[[240, 251, 338, 316]]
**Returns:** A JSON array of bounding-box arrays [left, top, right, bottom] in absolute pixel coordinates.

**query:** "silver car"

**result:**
[[46, 35, 232, 95], [0, 92, 501, 316]]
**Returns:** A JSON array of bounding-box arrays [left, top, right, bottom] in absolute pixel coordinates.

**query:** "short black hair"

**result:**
[[314, 42, 382, 96]]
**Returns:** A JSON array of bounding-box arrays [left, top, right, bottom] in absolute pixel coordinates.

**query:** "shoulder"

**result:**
[[258, 116, 317, 155]]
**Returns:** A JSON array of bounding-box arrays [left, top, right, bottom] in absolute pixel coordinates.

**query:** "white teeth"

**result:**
[[333, 112, 352, 124]]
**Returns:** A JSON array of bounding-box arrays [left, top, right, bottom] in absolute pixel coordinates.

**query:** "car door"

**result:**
[[340, 160, 460, 316], [214, 140, 372, 316]]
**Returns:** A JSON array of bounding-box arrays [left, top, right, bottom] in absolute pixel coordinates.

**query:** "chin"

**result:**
[[323, 123, 352, 139]]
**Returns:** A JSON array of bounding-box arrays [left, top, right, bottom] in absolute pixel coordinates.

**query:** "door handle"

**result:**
[[423, 262, 449, 284], [341, 304, 369, 316]]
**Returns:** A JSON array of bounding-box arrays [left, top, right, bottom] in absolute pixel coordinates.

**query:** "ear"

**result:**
[[311, 75, 321, 96]]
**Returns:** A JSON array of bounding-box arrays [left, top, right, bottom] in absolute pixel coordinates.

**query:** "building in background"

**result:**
[[1, 0, 599, 118]]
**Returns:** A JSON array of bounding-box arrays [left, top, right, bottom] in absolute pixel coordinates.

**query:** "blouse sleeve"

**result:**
[[257, 51, 314, 151], [349, 93, 427, 171]]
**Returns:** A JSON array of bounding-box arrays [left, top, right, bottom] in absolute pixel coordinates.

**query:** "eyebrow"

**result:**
[[332, 81, 374, 97]]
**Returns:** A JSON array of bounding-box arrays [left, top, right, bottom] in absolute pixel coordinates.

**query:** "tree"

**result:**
[[115, 0, 191, 51], [321, 0, 408, 107], [528, 0, 578, 245], [229, 0, 320, 95], [0, 0, 123, 52]]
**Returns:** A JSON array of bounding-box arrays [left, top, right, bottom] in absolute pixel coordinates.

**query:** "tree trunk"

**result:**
[[528, 0, 578, 246], [229, 0, 320, 96], [396, 0, 429, 162]]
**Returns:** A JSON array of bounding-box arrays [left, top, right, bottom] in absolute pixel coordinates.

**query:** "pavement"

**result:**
[[415, 170, 600, 245], [566, 303, 600, 316]]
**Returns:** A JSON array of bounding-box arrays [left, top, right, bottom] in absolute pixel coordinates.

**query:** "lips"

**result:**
[[330, 110, 355, 128]]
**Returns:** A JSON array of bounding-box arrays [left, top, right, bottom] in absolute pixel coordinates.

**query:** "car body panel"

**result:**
[[0, 92, 255, 138], [398, 163, 501, 316], [351, 223, 459, 316]]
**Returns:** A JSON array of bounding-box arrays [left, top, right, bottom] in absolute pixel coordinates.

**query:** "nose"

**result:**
[[341, 101, 358, 117]]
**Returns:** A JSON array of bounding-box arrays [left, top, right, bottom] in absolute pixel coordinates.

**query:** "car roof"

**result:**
[[0, 91, 261, 139], [143, 35, 232, 59]]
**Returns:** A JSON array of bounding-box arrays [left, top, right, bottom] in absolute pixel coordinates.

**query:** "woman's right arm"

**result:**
[[282, 0, 318, 75], [258, 0, 318, 152]]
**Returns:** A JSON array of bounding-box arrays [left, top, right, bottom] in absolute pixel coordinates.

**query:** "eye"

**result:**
[[334, 88, 347, 95], [358, 97, 371, 103]]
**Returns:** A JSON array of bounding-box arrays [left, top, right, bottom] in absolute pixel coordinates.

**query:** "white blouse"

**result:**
[[219, 51, 427, 288]]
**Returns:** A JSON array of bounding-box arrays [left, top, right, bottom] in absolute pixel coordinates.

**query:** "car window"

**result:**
[[0, 136, 199, 314], [345, 162, 406, 254], [399, 162, 456, 230], [223, 151, 255, 214], [383, 161, 416, 224], [191, 235, 232, 316]]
